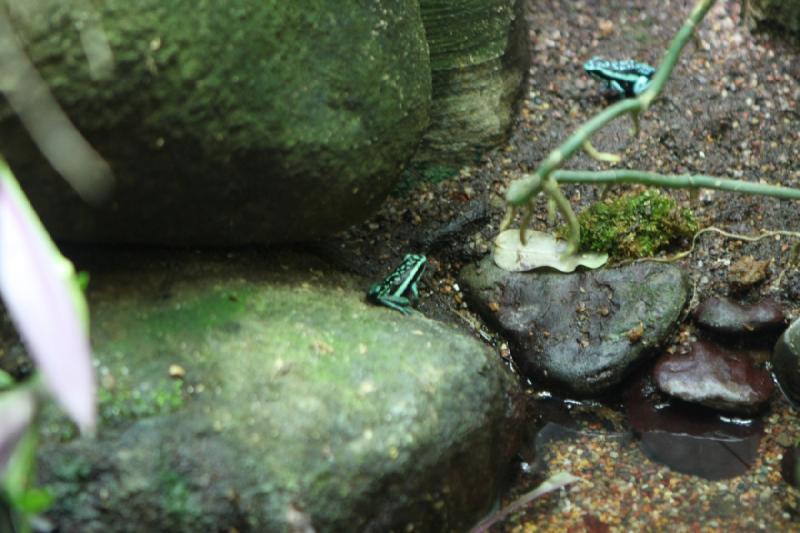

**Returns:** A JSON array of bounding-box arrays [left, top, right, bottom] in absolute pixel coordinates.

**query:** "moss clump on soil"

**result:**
[[571, 190, 698, 259]]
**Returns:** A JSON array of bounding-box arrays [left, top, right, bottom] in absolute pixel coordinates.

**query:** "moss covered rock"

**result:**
[[749, 0, 800, 35], [15, 250, 523, 531], [415, 0, 528, 164], [569, 191, 698, 259], [0, 1, 431, 245]]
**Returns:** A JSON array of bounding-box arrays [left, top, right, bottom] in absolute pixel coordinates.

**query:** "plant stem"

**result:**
[[505, 98, 640, 208], [542, 177, 581, 254], [638, 0, 717, 110], [552, 170, 800, 200]]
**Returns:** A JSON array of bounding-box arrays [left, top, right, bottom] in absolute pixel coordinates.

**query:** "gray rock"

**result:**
[[772, 318, 800, 404], [693, 296, 786, 337], [416, 0, 528, 164], [1, 1, 431, 245], [654, 340, 774, 415], [460, 257, 689, 395], [19, 251, 524, 532]]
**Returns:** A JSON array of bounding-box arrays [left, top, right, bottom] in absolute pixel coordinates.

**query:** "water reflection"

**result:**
[[624, 370, 764, 480], [525, 370, 765, 481]]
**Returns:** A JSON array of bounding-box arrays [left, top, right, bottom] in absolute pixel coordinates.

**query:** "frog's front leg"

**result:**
[[409, 282, 419, 299], [407, 270, 426, 299], [633, 76, 651, 96]]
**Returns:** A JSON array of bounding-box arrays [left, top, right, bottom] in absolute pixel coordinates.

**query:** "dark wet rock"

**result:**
[[460, 256, 689, 395], [639, 431, 762, 481], [654, 340, 774, 414], [782, 446, 800, 488], [415, 199, 489, 255], [625, 371, 764, 480], [416, 0, 528, 163], [693, 296, 786, 336], [10, 250, 524, 532], [1, 1, 431, 245], [772, 318, 800, 404]]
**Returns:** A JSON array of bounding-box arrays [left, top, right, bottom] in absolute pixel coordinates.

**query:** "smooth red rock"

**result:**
[[624, 370, 763, 480], [654, 340, 774, 414]]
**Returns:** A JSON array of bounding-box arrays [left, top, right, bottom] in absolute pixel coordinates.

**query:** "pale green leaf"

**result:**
[[493, 230, 608, 272]]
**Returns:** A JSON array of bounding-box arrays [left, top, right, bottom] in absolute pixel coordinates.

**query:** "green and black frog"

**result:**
[[367, 254, 427, 315], [583, 57, 656, 98]]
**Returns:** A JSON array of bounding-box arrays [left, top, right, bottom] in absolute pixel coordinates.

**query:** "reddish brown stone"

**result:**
[[654, 340, 774, 414]]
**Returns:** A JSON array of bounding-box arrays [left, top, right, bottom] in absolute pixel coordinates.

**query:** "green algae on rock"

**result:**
[[0, 0, 431, 245], [567, 191, 698, 259], [20, 250, 523, 532]]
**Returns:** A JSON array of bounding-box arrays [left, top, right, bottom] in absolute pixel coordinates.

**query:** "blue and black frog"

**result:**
[[583, 57, 656, 98]]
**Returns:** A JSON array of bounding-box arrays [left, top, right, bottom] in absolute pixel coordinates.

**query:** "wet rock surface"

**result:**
[[693, 296, 786, 337], [625, 372, 764, 480], [460, 257, 689, 395], [19, 250, 524, 532], [772, 318, 800, 404], [654, 340, 774, 414]]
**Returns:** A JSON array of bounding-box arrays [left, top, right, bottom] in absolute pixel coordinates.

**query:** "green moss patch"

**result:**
[[570, 191, 698, 259], [98, 380, 185, 425], [392, 163, 459, 195]]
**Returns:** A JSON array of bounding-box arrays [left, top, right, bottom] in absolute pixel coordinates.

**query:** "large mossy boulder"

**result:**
[[416, 0, 528, 164], [21, 251, 523, 531], [749, 0, 800, 35], [0, 1, 431, 245]]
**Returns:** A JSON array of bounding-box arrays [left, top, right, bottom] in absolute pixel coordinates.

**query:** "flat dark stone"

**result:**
[[693, 296, 786, 336], [654, 340, 774, 414], [460, 257, 689, 395]]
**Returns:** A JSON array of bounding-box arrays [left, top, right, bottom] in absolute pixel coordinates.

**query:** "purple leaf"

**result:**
[[0, 387, 36, 475], [0, 159, 96, 433]]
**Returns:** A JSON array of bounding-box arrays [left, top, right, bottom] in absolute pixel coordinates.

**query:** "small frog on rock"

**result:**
[[583, 57, 656, 98], [367, 254, 427, 314]]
